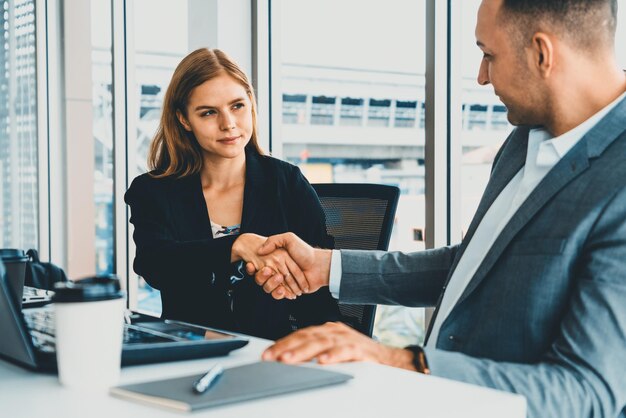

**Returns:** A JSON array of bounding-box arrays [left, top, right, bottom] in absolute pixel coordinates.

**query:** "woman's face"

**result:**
[[178, 73, 253, 162]]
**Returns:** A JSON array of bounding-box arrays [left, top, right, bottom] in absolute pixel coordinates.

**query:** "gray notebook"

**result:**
[[109, 361, 353, 412]]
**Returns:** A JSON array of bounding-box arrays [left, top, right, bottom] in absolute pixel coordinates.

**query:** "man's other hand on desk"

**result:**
[[262, 322, 416, 371]]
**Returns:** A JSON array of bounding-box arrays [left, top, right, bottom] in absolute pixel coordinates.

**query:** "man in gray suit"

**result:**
[[248, 0, 626, 417]]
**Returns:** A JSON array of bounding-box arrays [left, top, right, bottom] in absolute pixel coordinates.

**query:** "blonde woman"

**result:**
[[125, 48, 339, 340]]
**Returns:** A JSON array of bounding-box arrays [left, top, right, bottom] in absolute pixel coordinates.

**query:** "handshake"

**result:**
[[231, 232, 413, 369], [231, 232, 333, 300]]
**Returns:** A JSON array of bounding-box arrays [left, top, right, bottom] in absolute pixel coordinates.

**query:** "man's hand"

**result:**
[[262, 322, 417, 371], [247, 232, 332, 300], [231, 233, 303, 298]]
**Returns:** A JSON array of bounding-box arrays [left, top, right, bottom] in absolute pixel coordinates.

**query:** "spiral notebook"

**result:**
[[109, 361, 353, 412]]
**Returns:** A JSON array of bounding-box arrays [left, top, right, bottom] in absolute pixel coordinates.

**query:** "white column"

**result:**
[[424, 0, 451, 326], [449, 3, 464, 245], [58, 0, 96, 278], [253, 0, 281, 155], [252, 0, 272, 153]]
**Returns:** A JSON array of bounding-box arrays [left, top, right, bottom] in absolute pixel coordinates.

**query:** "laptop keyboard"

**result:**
[[23, 309, 175, 352]]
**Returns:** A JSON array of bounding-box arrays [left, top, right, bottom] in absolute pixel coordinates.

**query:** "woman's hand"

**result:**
[[230, 233, 267, 265], [231, 233, 307, 298]]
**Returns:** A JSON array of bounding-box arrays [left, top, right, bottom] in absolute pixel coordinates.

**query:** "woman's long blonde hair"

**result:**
[[148, 48, 263, 178]]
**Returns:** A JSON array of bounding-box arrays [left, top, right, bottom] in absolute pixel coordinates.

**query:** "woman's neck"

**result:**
[[200, 152, 246, 190]]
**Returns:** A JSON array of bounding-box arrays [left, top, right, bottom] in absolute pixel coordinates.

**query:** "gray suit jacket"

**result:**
[[339, 97, 626, 418]]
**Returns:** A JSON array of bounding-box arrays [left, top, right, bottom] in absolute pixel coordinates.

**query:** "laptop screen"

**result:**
[[0, 259, 38, 368]]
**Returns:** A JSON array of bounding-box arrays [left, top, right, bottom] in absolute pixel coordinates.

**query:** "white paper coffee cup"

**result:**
[[53, 276, 125, 389]]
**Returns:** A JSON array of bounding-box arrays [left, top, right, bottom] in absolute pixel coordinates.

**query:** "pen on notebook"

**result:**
[[192, 364, 224, 394]]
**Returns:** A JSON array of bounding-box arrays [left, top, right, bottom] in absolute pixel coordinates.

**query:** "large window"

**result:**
[[91, 0, 114, 275], [126, 0, 191, 313], [456, 0, 513, 238], [0, 0, 39, 251], [276, 0, 427, 346]]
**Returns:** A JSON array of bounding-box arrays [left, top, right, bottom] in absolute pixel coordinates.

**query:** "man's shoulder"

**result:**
[[592, 128, 626, 179]]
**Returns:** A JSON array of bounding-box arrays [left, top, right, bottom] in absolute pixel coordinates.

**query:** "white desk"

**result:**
[[0, 337, 526, 418]]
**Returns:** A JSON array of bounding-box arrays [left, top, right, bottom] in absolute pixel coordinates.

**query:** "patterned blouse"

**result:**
[[210, 221, 246, 285]]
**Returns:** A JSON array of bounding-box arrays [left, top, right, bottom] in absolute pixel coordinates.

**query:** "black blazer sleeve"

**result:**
[[124, 174, 237, 293]]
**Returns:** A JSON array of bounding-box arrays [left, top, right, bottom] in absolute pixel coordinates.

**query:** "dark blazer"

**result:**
[[339, 97, 626, 417], [125, 148, 340, 340]]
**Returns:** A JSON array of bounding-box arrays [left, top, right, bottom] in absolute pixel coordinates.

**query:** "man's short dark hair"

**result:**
[[500, 0, 618, 50]]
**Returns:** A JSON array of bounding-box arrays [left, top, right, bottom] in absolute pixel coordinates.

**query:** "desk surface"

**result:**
[[0, 337, 526, 418]]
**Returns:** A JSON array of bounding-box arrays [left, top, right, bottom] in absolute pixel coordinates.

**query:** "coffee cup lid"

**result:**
[[0, 248, 28, 262], [52, 275, 125, 303]]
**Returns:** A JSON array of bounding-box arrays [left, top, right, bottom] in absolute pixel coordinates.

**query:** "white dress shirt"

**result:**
[[329, 91, 626, 348]]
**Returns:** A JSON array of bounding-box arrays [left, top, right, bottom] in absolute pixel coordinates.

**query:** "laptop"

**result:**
[[0, 260, 249, 372], [22, 286, 54, 308]]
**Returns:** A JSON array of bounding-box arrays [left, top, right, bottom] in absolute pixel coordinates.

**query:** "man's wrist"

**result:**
[[404, 345, 430, 374], [379, 346, 418, 371]]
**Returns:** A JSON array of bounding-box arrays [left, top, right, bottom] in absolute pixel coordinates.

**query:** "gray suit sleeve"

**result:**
[[338, 245, 460, 307], [425, 187, 626, 418]]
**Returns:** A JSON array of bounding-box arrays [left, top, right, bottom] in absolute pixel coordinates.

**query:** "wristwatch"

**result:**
[[405, 345, 431, 375]]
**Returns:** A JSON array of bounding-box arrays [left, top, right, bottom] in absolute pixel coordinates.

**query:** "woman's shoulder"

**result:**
[[128, 171, 169, 190], [252, 152, 298, 172], [125, 171, 192, 203]]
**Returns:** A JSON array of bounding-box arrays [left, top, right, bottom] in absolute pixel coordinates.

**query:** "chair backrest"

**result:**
[[312, 183, 400, 337]]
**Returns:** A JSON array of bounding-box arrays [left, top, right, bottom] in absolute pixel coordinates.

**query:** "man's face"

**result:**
[[475, 0, 546, 126]]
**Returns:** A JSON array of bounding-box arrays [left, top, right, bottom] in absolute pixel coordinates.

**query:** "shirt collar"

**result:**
[[531, 91, 626, 166]]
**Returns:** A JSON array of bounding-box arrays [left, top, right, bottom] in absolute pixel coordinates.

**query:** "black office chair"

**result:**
[[312, 183, 400, 337]]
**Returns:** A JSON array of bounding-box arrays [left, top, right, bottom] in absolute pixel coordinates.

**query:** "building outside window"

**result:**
[[367, 99, 392, 127], [339, 97, 364, 127], [0, 0, 39, 252], [282, 94, 307, 124], [394, 100, 417, 128], [310, 96, 336, 125]]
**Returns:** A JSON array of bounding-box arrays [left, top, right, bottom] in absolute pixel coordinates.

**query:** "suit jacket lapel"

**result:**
[[454, 96, 626, 307], [423, 128, 529, 342], [447, 127, 529, 280]]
